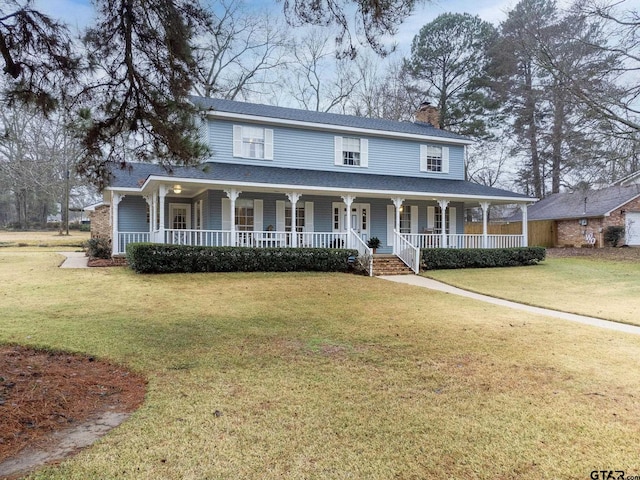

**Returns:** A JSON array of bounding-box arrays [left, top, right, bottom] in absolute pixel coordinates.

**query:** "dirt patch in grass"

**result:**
[[0, 345, 145, 478], [87, 257, 127, 267]]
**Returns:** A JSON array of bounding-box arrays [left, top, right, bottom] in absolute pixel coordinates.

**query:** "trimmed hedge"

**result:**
[[421, 247, 546, 270], [126, 243, 359, 274]]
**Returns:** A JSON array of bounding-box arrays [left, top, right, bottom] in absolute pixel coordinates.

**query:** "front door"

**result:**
[[333, 202, 370, 243], [169, 203, 191, 244]]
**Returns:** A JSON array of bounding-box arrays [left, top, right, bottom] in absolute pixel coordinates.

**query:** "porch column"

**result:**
[[392, 197, 404, 254], [112, 193, 125, 255], [225, 189, 242, 246], [520, 203, 529, 247], [438, 199, 450, 248], [480, 201, 491, 249], [341, 195, 356, 248], [287, 192, 302, 247], [159, 185, 167, 243]]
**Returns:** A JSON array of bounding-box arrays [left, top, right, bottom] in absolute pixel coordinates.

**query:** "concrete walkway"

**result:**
[[378, 275, 640, 336], [58, 251, 89, 269]]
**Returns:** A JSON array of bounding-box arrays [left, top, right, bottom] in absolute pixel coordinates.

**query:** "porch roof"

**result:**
[[108, 161, 533, 204]]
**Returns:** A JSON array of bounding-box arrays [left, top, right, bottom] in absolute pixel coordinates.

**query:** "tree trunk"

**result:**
[[524, 63, 543, 199]]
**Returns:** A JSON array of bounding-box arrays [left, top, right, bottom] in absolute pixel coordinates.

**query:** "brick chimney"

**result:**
[[415, 102, 440, 129]]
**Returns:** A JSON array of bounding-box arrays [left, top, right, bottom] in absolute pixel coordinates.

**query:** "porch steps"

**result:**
[[372, 254, 415, 276]]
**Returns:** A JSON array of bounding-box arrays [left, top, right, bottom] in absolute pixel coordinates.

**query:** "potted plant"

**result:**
[[367, 236, 381, 253]]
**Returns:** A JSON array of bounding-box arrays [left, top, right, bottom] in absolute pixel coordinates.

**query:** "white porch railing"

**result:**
[[118, 232, 151, 254], [163, 229, 350, 249], [349, 229, 373, 276], [394, 230, 420, 274], [164, 229, 231, 247], [402, 233, 523, 249], [486, 235, 523, 248], [402, 233, 442, 249]]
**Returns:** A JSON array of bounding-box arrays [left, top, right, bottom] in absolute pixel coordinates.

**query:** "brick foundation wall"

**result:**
[[89, 204, 111, 241]]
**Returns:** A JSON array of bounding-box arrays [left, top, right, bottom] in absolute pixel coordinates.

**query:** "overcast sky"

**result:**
[[32, 0, 553, 51], [33, 0, 640, 57]]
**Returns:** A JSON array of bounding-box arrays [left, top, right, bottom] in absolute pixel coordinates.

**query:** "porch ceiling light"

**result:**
[[173, 184, 182, 194]]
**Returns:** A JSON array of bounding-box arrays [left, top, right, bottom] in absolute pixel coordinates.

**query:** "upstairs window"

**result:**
[[342, 137, 361, 166], [420, 144, 449, 173], [335, 136, 368, 167], [233, 125, 274, 160]]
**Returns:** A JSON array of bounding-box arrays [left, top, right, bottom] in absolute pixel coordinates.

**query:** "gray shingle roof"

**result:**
[[511, 185, 640, 221], [189, 96, 471, 142], [108, 161, 531, 201]]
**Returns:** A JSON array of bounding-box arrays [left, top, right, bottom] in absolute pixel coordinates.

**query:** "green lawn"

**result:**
[[424, 256, 640, 326], [3, 251, 640, 479]]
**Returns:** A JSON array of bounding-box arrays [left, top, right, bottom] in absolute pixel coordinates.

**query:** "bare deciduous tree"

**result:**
[[193, 0, 291, 101]]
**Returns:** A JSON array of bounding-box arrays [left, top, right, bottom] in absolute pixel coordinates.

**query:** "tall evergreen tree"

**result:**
[[407, 13, 498, 138]]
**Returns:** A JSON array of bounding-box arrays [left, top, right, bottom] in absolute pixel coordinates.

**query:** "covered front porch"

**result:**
[[109, 175, 532, 274]]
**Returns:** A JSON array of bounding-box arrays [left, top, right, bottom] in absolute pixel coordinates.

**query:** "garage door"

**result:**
[[626, 212, 640, 245]]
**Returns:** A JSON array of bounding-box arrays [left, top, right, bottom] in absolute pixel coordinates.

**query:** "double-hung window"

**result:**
[[335, 136, 368, 167], [233, 125, 274, 160], [342, 137, 361, 166], [235, 199, 254, 231], [285, 205, 305, 232], [399, 207, 411, 234], [420, 144, 449, 173]]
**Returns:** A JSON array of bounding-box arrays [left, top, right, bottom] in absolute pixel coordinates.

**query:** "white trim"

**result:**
[[410, 205, 419, 234], [132, 177, 534, 204], [387, 205, 395, 247], [304, 201, 314, 232], [360, 139, 368, 167], [334, 136, 343, 166], [427, 206, 435, 230], [254, 199, 263, 231], [449, 206, 457, 235], [206, 110, 474, 145]]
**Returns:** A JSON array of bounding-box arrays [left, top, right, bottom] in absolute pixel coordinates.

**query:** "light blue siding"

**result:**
[[119, 196, 148, 232], [207, 119, 465, 181]]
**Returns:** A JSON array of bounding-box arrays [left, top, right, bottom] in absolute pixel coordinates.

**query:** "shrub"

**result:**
[[367, 237, 381, 249], [603, 226, 625, 247], [421, 247, 546, 270], [126, 243, 360, 274], [85, 237, 111, 259]]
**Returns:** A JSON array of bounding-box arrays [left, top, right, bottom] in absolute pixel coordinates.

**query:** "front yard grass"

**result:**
[[2, 251, 640, 478], [0, 230, 89, 250], [424, 254, 640, 326]]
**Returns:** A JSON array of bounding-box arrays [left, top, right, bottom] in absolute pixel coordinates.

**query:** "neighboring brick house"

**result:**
[[511, 184, 640, 247]]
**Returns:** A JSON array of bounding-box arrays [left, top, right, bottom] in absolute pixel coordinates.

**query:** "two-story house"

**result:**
[[94, 96, 534, 273]]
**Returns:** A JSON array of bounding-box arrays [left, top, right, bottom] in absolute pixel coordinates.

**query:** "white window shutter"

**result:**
[[304, 202, 314, 232], [427, 206, 435, 230], [420, 145, 427, 172], [449, 206, 457, 234], [360, 139, 368, 167], [387, 204, 395, 247], [442, 146, 449, 173], [233, 126, 243, 157], [411, 206, 419, 234], [334, 136, 343, 165], [254, 199, 263, 231], [276, 200, 285, 232], [222, 198, 231, 230], [264, 129, 274, 160]]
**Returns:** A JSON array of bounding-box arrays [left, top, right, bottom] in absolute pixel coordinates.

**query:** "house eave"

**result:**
[[133, 175, 531, 205]]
